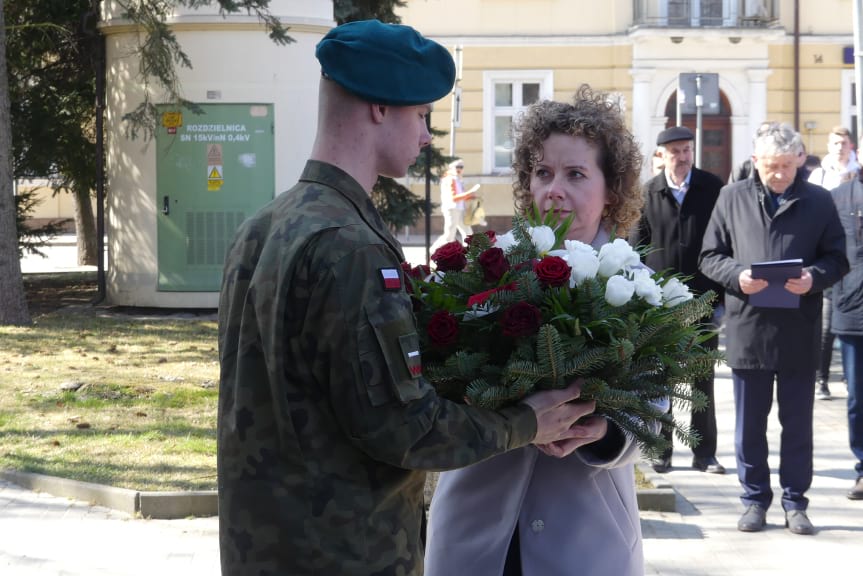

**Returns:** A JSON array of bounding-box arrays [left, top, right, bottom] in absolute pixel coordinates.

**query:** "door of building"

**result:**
[[155, 103, 275, 291], [664, 91, 731, 181]]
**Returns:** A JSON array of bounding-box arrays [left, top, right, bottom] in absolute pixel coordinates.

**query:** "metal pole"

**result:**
[[425, 114, 432, 265], [854, 0, 863, 146], [449, 46, 463, 157], [676, 85, 682, 127], [695, 74, 703, 169]]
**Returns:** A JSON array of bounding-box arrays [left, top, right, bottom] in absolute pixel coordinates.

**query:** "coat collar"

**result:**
[[298, 160, 404, 259]]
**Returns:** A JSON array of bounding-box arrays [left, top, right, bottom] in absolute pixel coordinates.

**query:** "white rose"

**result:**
[[563, 240, 600, 287], [495, 231, 519, 253], [662, 277, 693, 307], [597, 238, 641, 277], [528, 225, 556, 254], [605, 274, 635, 306], [631, 268, 663, 306]]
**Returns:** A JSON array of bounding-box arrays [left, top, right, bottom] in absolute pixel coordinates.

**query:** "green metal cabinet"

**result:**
[[156, 103, 275, 291]]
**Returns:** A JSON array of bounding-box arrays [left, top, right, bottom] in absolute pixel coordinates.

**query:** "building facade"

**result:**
[[397, 0, 858, 232]]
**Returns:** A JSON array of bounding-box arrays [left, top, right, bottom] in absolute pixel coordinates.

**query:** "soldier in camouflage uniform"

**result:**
[[218, 20, 596, 576]]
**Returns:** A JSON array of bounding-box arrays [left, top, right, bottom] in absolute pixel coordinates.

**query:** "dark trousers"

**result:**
[[817, 292, 835, 383], [660, 330, 719, 460], [503, 523, 521, 575], [731, 368, 814, 511], [838, 335, 863, 477]]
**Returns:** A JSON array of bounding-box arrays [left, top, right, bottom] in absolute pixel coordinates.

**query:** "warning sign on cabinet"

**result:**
[[208, 165, 224, 191], [207, 144, 224, 191]]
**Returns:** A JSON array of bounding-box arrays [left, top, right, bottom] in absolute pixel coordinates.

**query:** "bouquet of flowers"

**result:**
[[404, 215, 723, 458]]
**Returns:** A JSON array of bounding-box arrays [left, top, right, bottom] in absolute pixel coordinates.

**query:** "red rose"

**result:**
[[411, 264, 431, 278], [478, 247, 511, 282], [534, 256, 571, 287], [466, 230, 497, 247], [500, 302, 543, 337], [427, 310, 459, 346], [431, 241, 467, 272]]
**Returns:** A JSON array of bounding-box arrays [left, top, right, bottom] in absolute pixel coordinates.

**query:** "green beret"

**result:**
[[316, 19, 455, 106]]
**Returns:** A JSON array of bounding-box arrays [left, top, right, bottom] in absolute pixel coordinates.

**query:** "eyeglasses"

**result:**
[[456, 165, 464, 169]]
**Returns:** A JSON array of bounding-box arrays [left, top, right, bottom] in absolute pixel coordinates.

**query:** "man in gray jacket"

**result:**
[[699, 122, 848, 536]]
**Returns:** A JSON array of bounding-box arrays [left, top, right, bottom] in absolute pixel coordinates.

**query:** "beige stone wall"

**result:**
[[399, 0, 856, 231]]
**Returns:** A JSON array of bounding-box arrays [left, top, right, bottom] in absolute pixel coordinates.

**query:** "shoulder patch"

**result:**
[[379, 268, 402, 291], [398, 334, 422, 379]]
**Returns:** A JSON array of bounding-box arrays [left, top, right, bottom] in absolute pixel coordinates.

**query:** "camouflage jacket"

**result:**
[[217, 160, 538, 576]]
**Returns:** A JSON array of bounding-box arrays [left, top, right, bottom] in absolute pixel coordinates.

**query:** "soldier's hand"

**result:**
[[521, 380, 598, 457], [534, 414, 608, 458]]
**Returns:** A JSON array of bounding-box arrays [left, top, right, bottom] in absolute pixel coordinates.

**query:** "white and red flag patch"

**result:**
[[379, 268, 402, 291]]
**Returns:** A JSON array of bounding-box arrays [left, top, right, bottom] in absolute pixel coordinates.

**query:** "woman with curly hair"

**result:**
[[424, 85, 651, 576]]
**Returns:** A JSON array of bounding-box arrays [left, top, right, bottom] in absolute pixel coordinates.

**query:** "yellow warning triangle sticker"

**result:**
[[208, 167, 222, 179]]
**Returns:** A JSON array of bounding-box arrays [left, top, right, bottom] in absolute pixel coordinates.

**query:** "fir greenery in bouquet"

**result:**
[[403, 214, 724, 458]]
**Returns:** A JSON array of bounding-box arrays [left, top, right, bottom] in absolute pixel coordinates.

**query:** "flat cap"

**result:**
[[657, 126, 695, 146], [315, 19, 455, 106]]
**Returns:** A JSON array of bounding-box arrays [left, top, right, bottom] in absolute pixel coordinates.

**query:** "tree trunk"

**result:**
[[0, 0, 31, 325], [74, 187, 97, 266]]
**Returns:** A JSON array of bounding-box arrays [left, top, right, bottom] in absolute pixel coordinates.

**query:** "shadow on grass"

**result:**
[[0, 421, 216, 440], [4, 452, 216, 492]]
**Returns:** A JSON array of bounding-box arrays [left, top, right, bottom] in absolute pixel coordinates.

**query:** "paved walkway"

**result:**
[[3, 350, 861, 575], [640, 358, 863, 575]]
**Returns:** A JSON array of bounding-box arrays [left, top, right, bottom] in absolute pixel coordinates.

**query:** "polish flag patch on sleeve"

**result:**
[[379, 268, 402, 291]]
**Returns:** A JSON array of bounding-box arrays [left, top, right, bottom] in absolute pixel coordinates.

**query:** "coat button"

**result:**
[[531, 519, 544, 533]]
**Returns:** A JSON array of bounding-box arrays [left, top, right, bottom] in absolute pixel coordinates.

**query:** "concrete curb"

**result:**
[[0, 470, 217, 519], [635, 462, 678, 512], [4, 464, 674, 517]]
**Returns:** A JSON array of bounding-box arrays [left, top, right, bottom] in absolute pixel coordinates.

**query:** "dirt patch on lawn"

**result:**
[[23, 272, 99, 316]]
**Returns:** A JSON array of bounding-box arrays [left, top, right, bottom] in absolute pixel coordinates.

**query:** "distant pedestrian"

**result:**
[[810, 127, 860, 400], [808, 126, 860, 192], [826, 172, 863, 501], [631, 125, 726, 476], [430, 159, 477, 251], [650, 147, 665, 176]]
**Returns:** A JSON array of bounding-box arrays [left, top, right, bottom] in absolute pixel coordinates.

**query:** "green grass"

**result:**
[[4, 273, 659, 494], [0, 309, 219, 491]]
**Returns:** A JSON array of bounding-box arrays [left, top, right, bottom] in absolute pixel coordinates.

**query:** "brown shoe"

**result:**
[[849, 477, 863, 500], [785, 509, 815, 535]]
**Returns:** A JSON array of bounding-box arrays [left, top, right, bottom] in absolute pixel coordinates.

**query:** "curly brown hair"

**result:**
[[511, 85, 644, 235]]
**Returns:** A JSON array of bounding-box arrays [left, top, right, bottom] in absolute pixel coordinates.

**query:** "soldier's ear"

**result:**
[[370, 103, 388, 124]]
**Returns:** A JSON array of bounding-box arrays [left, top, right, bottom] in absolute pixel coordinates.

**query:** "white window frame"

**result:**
[[841, 69, 858, 144], [659, 0, 742, 27], [482, 70, 554, 174]]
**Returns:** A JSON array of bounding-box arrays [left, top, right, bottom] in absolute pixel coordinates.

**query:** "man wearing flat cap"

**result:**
[[630, 125, 727, 476], [217, 19, 590, 576]]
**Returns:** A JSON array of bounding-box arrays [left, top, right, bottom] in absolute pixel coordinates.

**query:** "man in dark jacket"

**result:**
[[630, 125, 726, 475], [827, 175, 863, 500], [700, 122, 849, 536]]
